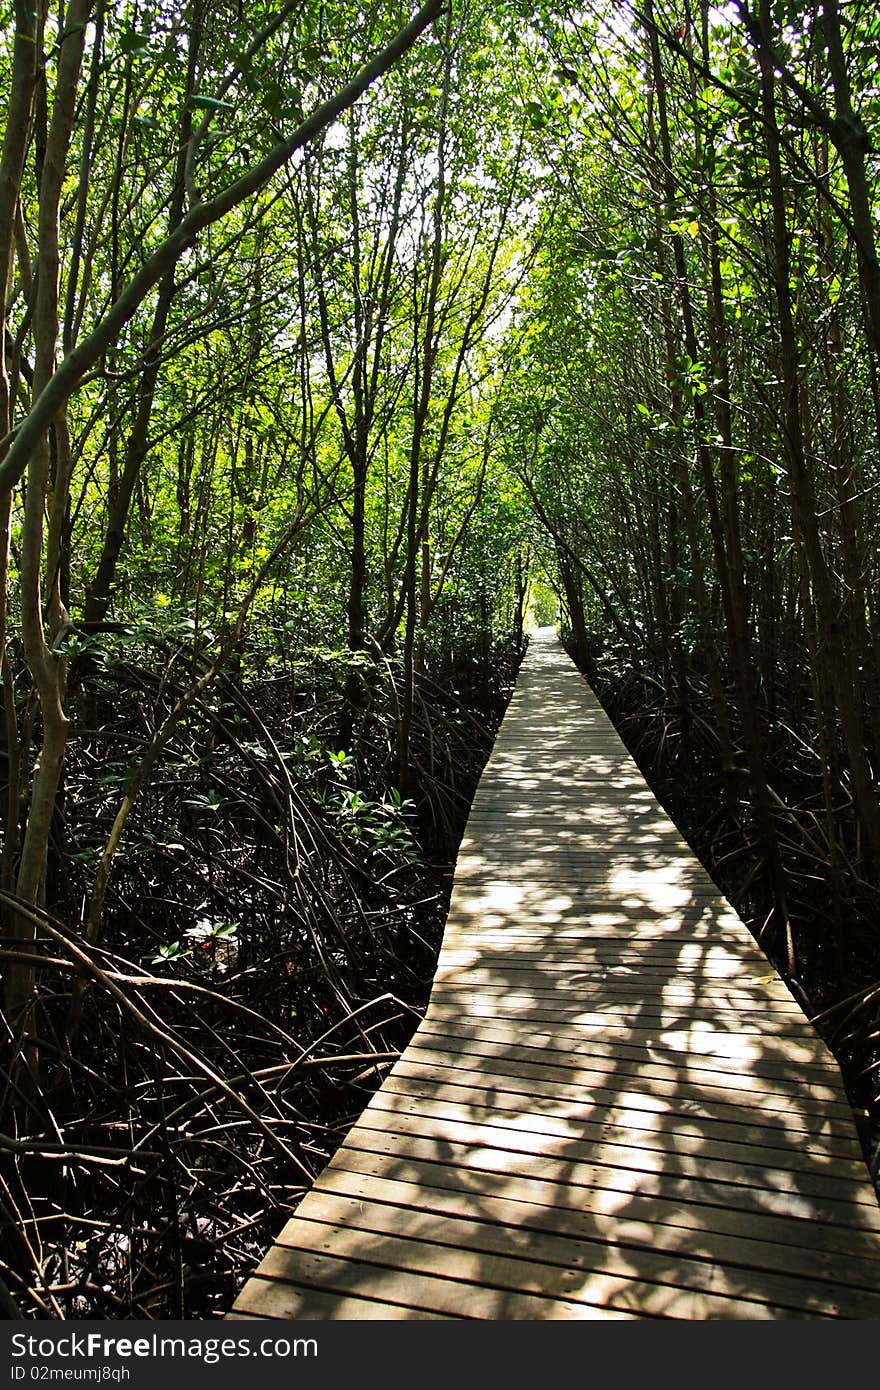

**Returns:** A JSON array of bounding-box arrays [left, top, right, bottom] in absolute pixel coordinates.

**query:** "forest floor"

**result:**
[[0, 638, 523, 1320]]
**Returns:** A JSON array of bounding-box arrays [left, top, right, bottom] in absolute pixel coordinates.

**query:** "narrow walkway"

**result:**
[[230, 629, 880, 1319]]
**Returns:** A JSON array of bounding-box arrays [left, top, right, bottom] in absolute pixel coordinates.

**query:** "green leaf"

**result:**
[[151, 941, 186, 964], [191, 95, 235, 112]]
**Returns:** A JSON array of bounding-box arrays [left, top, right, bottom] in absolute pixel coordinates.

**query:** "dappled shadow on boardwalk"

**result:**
[[230, 631, 880, 1320]]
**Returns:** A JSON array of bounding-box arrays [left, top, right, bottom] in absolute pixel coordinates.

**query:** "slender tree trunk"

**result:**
[[6, 0, 92, 1026], [0, 1, 41, 910], [398, 24, 450, 791], [84, 7, 202, 624]]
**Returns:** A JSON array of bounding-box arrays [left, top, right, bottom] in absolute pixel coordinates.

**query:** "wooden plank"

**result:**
[[227, 1287, 451, 1320], [232, 1270, 458, 1321], [452, 863, 728, 889], [443, 909, 763, 933], [441, 922, 760, 941], [439, 938, 774, 966], [444, 909, 749, 928], [435, 948, 776, 973], [459, 825, 700, 845], [433, 955, 797, 989]]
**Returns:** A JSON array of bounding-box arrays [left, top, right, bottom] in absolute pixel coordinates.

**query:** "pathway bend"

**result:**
[[229, 628, 880, 1320]]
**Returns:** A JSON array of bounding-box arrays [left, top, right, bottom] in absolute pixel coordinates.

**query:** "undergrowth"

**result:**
[[0, 631, 523, 1319]]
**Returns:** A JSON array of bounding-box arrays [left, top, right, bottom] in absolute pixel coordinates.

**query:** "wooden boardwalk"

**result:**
[[230, 629, 880, 1319]]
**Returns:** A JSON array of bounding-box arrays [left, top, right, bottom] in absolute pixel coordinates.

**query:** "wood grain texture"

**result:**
[[230, 629, 880, 1320]]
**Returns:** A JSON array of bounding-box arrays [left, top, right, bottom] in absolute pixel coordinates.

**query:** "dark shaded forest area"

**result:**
[[1, 0, 880, 1318]]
